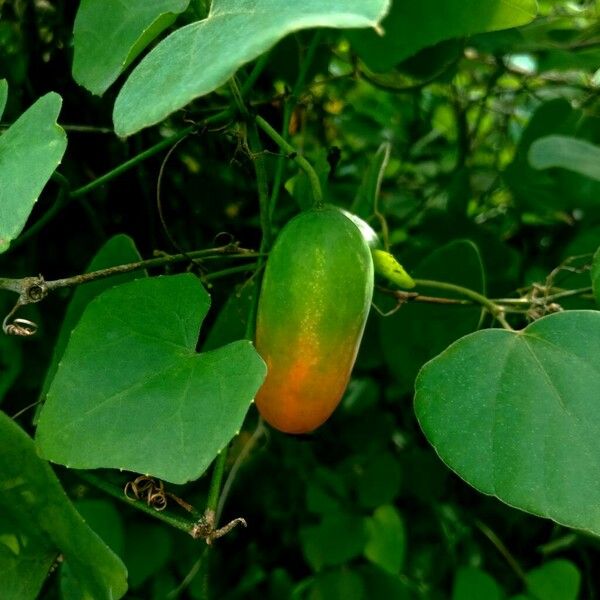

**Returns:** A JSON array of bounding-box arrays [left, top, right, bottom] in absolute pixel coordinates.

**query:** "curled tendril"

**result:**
[[3, 317, 38, 337], [124, 475, 194, 513], [3, 299, 38, 337]]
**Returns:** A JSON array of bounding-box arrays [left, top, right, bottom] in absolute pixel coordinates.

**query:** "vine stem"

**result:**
[[255, 114, 323, 207], [206, 450, 228, 515], [269, 31, 323, 218], [412, 278, 513, 330], [0, 248, 261, 337], [76, 471, 197, 534]]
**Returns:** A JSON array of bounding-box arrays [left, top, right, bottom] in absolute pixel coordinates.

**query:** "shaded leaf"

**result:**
[[0, 512, 55, 600], [355, 451, 402, 509], [415, 311, 600, 535], [452, 567, 504, 600], [349, 0, 537, 72], [124, 523, 172, 589], [526, 560, 581, 600], [73, 0, 189, 95], [359, 565, 410, 599], [300, 515, 367, 571], [36, 274, 266, 484], [202, 280, 255, 351], [505, 99, 600, 214], [114, 0, 390, 136], [380, 240, 484, 393], [0, 92, 67, 253], [364, 505, 406, 575], [0, 412, 127, 599], [307, 568, 365, 600], [529, 135, 600, 181]]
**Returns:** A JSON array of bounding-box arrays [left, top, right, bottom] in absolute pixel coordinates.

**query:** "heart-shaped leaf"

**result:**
[[415, 310, 600, 535], [39, 234, 144, 404], [36, 274, 267, 484], [0, 92, 67, 252], [526, 559, 581, 600], [73, 0, 190, 95], [0, 412, 127, 600], [364, 505, 406, 575], [113, 0, 390, 136]]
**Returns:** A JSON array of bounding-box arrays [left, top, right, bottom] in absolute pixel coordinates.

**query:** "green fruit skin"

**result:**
[[255, 207, 374, 434]]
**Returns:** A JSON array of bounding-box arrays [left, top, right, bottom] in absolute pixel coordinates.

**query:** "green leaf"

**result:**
[[124, 523, 172, 589], [202, 280, 255, 351], [113, 0, 391, 136], [349, 0, 537, 72], [73, 500, 125, 556], [355, 451, 402, 509], [415, 310, 600, 536], [359, 565, 410, 599], [60, 500, 125, 600], [592, 247, 600, 307], [364, 505, 406, 575], [73, 0, 190, 95], [526, 560, 581, 600], [39, 234, 144, 403], [380, 240, 484, 393], [352, 141, 390, 220], [300, 514, 367, 571], [0, 92, 67, 253], [0, 412, 127, 599], [0, 79, 7, 120], [0, 512, 55, 600], [529, 135, 600, 181], [452, 567, 504, 600], [307, 568, 365, 600], [35, 274, 266, 484]]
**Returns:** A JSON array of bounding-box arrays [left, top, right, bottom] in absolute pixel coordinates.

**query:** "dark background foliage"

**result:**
[[1, 0, 599, 598]]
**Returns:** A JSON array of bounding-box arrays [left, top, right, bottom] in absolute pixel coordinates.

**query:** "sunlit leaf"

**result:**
[[73, 0, 190, 95], [0, 92, 67, 253], [114, 0, 390, 136]]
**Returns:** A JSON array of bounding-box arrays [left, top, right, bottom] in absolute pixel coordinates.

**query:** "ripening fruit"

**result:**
[[255, 207, 374, 434]]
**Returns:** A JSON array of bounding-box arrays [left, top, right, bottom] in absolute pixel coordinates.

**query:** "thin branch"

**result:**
[[475, 519, 527, 583], [77, 471, 197, 534], [0, 246, 262, 334]]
